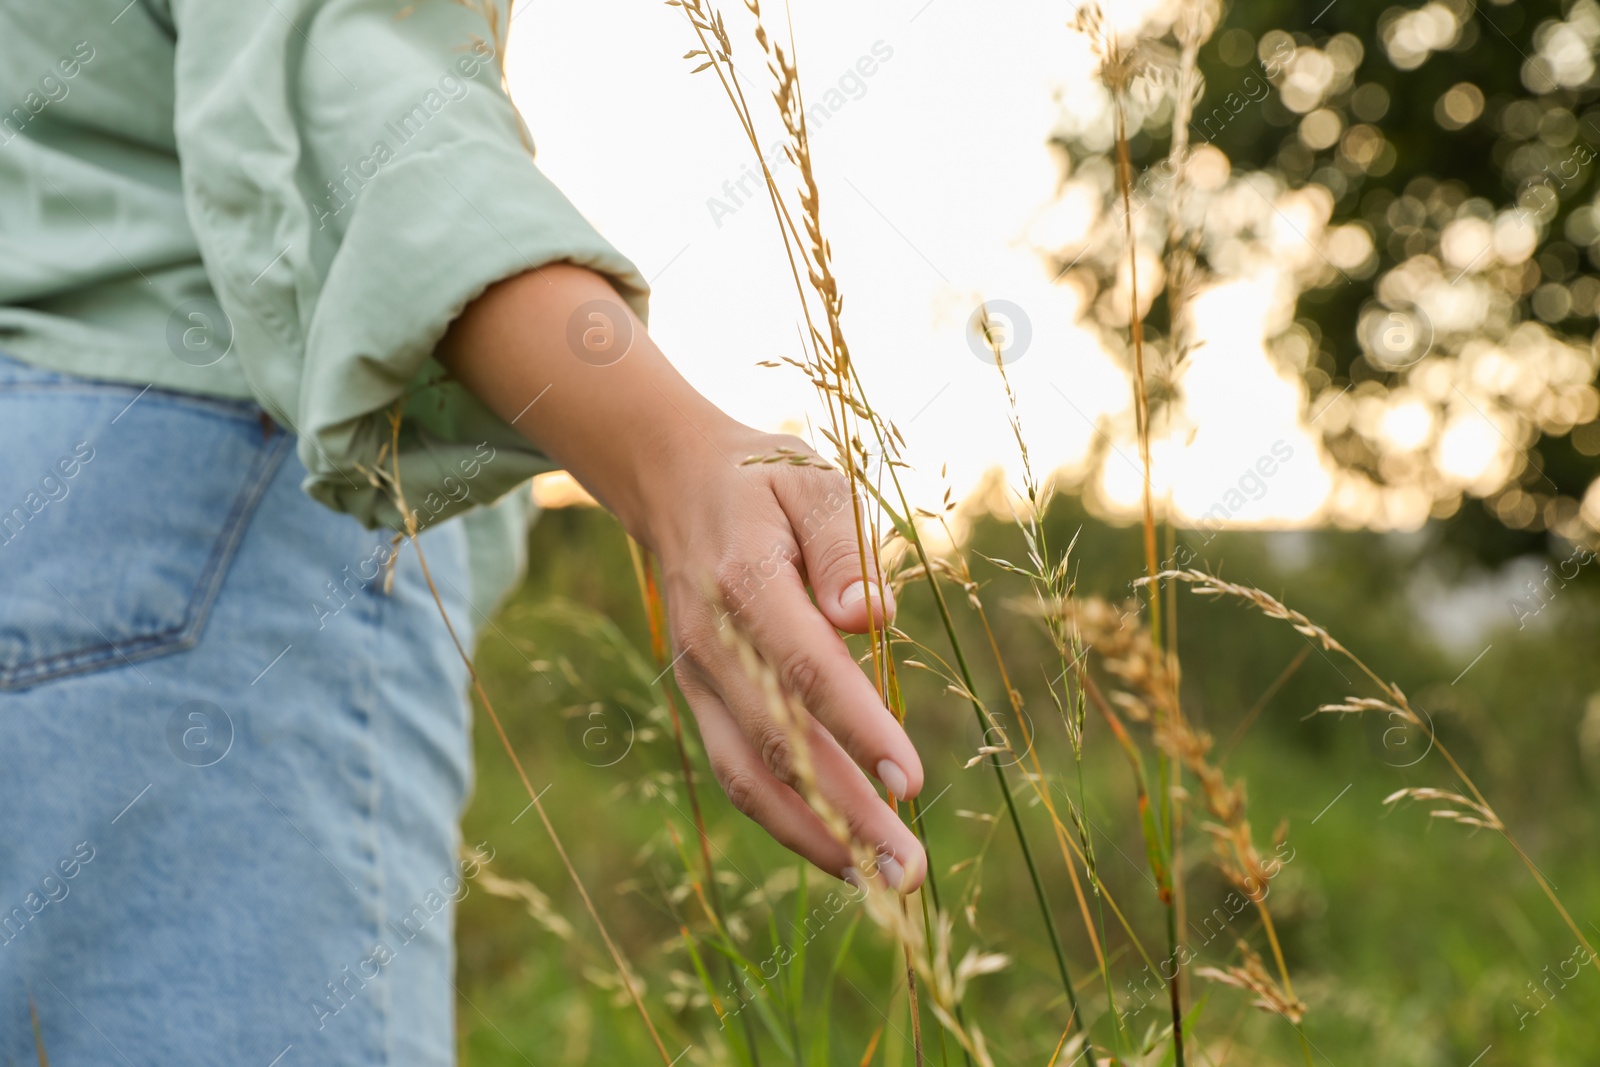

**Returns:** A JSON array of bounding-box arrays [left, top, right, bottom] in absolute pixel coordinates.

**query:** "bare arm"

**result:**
[[439, 264, 925, 891]]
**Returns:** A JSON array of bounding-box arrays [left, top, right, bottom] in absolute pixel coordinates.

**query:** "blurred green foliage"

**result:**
[[456, 502, 1600, 1065]]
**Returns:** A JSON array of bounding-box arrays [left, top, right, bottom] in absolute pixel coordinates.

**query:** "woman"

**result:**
[[0, 1, 925, 1061]]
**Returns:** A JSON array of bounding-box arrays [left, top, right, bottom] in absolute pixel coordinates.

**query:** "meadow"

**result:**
[[454, 502, 1600, 1065]]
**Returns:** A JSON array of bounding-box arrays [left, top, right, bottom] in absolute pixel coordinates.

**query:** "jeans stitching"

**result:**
[[181, 431, 293, 664], [361, 542, 390, 1067], [0, 422, 292, 689]]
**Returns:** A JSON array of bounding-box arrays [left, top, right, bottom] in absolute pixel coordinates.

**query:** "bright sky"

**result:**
[[503, 0, 1410, 530]]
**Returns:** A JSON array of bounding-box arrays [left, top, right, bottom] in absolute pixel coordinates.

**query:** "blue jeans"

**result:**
[[0, 354, 477, 1064]]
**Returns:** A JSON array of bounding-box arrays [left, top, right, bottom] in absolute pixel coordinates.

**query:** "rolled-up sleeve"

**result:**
[[167, 0, 647, 529]]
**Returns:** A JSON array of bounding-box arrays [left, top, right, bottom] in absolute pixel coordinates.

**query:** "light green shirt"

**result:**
[[0, 0, 647, 611]]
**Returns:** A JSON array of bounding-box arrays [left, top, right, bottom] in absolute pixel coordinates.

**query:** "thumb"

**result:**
[[774, 468, 895, 634]]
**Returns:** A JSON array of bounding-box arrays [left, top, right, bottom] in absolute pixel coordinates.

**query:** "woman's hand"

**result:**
[[441, 265, 927, 891], [645, 427, 926, 890]]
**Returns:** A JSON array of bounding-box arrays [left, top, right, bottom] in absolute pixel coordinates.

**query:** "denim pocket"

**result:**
[[0, 360, 289, 689]]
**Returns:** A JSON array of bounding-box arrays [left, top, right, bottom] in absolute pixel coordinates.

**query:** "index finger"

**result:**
[[731, 565, 924, 802]]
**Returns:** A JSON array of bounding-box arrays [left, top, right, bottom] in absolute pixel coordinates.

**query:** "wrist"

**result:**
[[438, 263, 764, 550], [622, 400, 755, 553]]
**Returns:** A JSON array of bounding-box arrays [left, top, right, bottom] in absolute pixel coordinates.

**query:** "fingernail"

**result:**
[[876, 759, 909, 799], [841, 866, 867, 890], [877, 854, 905, 891], [840, 580, 895, 614]]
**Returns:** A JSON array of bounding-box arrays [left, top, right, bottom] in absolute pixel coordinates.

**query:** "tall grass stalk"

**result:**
[[1152, 8, 1215, 1055], [679, 3, 931, 1056], [1158, 568, 1597, 962], [369, 410, 675, 1064], [1071, 6, 1189, 1059], [1062, 595, 1310, 1060], [629, 540, 770, 1065], [714, 602, 1002, 1065], [671, 0, 1089, 1050], [973, 310, 1131, 1053], [28, 991, 48, 1067], [850, 389, 1087, 1039]]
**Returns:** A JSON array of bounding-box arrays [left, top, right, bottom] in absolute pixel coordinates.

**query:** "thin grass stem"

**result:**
[[378, 415, 673, 1064]]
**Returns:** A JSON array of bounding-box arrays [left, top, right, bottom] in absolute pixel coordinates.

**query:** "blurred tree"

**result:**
[[1052, 0, 1600, 564]]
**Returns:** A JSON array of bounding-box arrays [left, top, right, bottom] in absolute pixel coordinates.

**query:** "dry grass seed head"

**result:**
[[1195, 940, 1307, 1024]]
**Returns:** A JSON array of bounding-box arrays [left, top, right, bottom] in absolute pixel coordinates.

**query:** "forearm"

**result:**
[[438, 264, 743, 550], [439, 262, 927, 890]]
